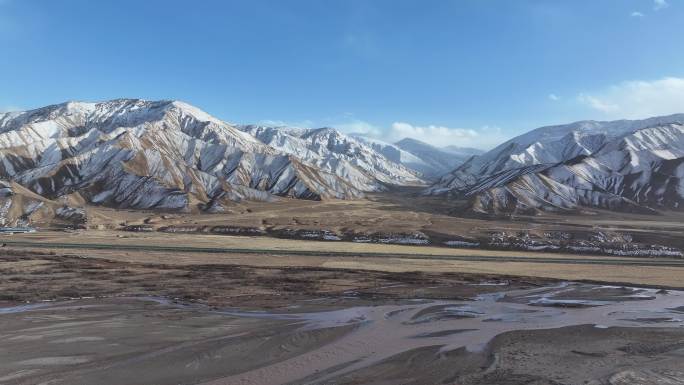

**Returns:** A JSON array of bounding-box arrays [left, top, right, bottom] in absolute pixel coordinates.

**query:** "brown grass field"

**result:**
[[4, 228, 684, 288]]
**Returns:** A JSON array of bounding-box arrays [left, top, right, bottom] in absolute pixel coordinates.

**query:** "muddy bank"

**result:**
[[0, 248, 549, 309]]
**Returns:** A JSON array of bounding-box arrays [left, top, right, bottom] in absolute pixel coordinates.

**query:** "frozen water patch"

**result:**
[[529, 298, 613, 308], [0, 303, 51, 314], [212, 282, 684, 385]]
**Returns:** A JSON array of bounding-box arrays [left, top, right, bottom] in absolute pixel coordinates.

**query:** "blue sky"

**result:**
[[1, 0, 683, 149]]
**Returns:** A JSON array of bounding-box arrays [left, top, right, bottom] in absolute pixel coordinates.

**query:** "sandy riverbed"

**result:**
[[2, 245, 684, 384], [1, 283, 683, 385]]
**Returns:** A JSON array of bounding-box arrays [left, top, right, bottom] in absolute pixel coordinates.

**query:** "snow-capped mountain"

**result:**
[[394, 138, 483, 179], [442, 145, 485, 157], [428, 115, 684, 214], [3, 98, 680, 218], [0, 99, 365, 213], [348, 136, 482, 180], [430, 114, 684, 193], [239, 125, 427, 189], [347, 135, 440, 179]]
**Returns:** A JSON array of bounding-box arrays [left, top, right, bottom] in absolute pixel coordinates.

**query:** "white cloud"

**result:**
[[257, 119, 314, 128], [386, 122, 503, 149], [257, 117, 384, 138], [390, 122, 477, 144], [255, 117, 502, 150], [577, 77, 684, 119], [332, 119, 383, 137], [548, 93, 560, 101], [630, 11, 645, 17], [654, 0, 668, 10], [577, 94, 620, 114]]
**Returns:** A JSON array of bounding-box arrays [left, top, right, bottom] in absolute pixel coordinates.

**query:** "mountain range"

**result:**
[[0, 100, 364, 213], [0, 98, 682, 224], [0, 99, 469, 220], [428, 114, 684, 214]]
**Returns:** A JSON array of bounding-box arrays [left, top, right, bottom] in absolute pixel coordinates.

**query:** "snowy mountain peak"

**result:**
[[0, 99, 369, 214], [442, 145, 484, 157], [391, 137, 483, 179], [427, 114, 684, 214], [394, 137, 427, 147], [238, 125, 427, 189]]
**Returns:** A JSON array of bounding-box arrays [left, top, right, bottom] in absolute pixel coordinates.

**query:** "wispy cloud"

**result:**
[[577, 94, 619, 114], [332, 119, 383, 137], [0, 105, 21, 113], [257, 117, 384, 138], [548, 93, 560, 101], [256, 116, 500, 150], [654, 0, 669, 10], [386, 122, 504, 149], [257, 119, 315, 128], [390, 122, 477, 143], [630, 11, 645, 17], [578, 77, 684, 119]]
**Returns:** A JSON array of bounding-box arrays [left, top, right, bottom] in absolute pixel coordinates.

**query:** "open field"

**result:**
[[0, 247, 553, 309], [2, 193, 684, 384], [4, 229, 684, 287], [35, 190, 684, 251], [5, 229, 682, 260]]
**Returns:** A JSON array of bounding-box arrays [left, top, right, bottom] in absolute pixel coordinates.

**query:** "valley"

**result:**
[[0, 100, 682, 227], [18, 187, 684, 258], [5, 2, 684, 383], [1, 100, 683, 385]]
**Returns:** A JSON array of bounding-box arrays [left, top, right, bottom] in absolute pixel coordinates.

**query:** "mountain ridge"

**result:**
[[427, 115, 684, 214], [0, 99, 368, 223], [2, 98, 682, 222], [351, 135, 482, 180]]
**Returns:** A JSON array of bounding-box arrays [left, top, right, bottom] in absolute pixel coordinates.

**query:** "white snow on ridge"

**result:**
[[428, 115, 684, 214], [239, 125, 427, 189], [0, 99, 367, 211], [2, 98, 681, 217]]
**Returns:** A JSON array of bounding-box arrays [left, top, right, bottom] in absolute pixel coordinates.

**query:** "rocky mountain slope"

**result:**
[[238, 125, 486, 185], [442, 145, 484, 157], [348, 136, 433, 177], [238, 125, 426, 189], [428, 115, 684, 214], [350, 136, 482, 180], [0, 99, 367, 220], [394, 138, 483, 179], [3, 98, 681, 222]]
